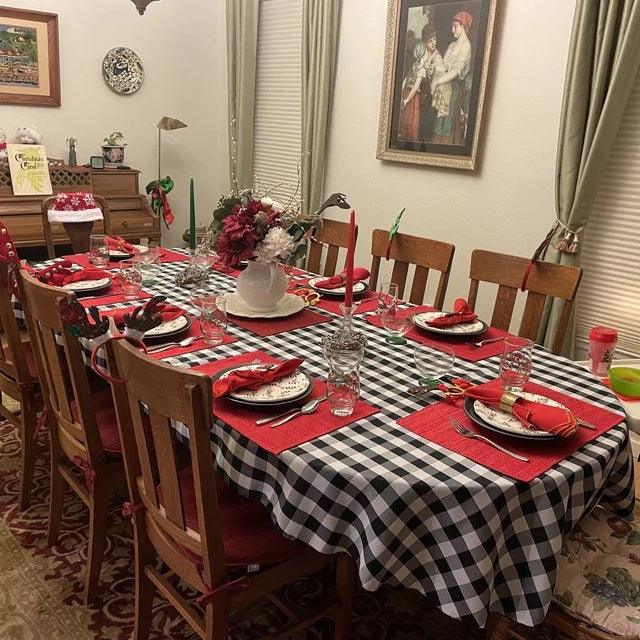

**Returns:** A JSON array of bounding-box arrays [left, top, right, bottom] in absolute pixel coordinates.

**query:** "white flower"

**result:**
[[260, 196, 284, 212], [254, 226, 295, 263]]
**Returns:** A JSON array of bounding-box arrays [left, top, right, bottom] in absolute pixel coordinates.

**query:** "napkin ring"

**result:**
[[499, 392, 519, 414]]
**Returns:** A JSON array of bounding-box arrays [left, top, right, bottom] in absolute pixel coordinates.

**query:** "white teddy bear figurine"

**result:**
[[0, 129, 7, 160], [14, 125, 43, 145]]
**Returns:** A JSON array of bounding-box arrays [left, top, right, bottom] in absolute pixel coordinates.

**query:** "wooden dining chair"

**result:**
[[41, 194, 111, 259], [105, 336, 356, 640], [467, 249, 583, 354], [369, 229, 455, 309], [20, 269, 125, 604], [0, 262, 44, 511], [307, 218, 358, 276]]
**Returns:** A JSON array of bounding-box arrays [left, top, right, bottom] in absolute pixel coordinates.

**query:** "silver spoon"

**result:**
[[472, 336, 506, 348], [269, 397, 325, 428], [147, 336, 197, 354]]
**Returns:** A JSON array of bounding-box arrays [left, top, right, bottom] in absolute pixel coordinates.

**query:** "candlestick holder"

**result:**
[[322, 304, 367, 361]]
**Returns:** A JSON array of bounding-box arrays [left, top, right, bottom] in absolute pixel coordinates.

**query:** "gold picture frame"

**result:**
[[0, 6, 60, 107], [377, 0, 498, 170]]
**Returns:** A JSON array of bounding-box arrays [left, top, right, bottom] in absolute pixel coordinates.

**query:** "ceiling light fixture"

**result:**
[[131, 0, 159, 15]]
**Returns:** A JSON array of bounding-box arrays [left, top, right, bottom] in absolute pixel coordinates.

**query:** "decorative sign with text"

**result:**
[[7, 144, 53, 196]]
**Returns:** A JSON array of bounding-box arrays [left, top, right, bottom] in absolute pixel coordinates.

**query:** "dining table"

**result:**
[[15, 249, 635, 630]]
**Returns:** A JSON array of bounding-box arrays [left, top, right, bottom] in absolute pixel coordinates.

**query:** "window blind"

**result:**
[[252, 0, 302, 205], [575, 71, 640, 358]]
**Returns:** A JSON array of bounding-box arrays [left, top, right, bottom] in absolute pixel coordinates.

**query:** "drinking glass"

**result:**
[[413, 344, 455, 384], [119, 260, 143, 300], [133, 246, 160, 285], [324, 345, 363, 417], [499, 337, 534, 394], [199, 295, 227, 346], [378, 282, 410, 344], [89, 234, 109, 268]]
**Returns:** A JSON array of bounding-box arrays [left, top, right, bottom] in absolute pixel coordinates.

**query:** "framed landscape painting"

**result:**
[[377, 0, 498, 170], [0, 7, 60, 106]]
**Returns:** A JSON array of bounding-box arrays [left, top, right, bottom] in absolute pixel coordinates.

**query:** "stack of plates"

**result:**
[[215, 364, 313, 408], [307, 277, 369, 298], [463, 392, 566, 440], [412, 311, 488, 337], [62, 277, 112, 295]]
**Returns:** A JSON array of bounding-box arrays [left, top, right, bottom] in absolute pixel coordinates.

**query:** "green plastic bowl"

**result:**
[[609, 367, 640, 398]]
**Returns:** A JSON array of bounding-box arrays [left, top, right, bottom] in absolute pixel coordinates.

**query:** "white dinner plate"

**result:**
[[307, 277, 368, 296], [109, 245, 149, 258], [464, 393, 568, 440], [412, 311, 488, 337], [62, 277, 112, 294], [219, 364, 312, 404], [144, 314, 190, 338], [224, 292, 305, 318]]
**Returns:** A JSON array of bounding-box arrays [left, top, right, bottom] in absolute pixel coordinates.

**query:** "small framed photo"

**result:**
[[90, 155, 105, 169]]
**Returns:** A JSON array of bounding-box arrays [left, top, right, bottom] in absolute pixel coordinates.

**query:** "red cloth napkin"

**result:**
[[212, 358, 303, 398], [427, 298, 477, 327], [106, 302, 184, 326], [366, 305, 511, 362], [105, 236, 137, 253], [228, 308, 333, 337], [315, 267, 370, 289], [24, 260, 74, 286], [61, 267, 109, 286], [146, 319, 237, 359], [465, 382, 577, 437], [190, 351, 379, 454], [397, 380, 625, 482]]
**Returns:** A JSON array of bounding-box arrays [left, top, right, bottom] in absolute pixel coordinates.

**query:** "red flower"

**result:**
[[216, 233, 254, 267]]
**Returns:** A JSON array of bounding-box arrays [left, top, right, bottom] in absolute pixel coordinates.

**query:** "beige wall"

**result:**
[[1, 0, 229, 247], [323, 0, 575, 320]]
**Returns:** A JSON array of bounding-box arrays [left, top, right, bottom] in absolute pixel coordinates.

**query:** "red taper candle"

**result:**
[[344, 210, 355, 307]]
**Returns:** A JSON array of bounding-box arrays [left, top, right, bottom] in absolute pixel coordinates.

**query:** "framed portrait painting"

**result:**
[[377, 0, 498, 170], [0, 7, 60, 106]]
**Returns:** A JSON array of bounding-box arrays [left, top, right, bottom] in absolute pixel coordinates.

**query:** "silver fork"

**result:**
[[449, 418, 529, 462]]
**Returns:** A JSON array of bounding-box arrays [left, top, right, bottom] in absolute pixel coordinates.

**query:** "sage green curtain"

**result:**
[[301, 0, 340, 214], [226, 0, 259, 190], [539, 0, 640, 354]]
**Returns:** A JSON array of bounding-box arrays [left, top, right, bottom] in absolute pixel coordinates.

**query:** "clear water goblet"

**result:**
[[413, 344, 455, 386]]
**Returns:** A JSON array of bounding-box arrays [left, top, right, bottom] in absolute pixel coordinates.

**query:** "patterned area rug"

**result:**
[[0, 413, 485, 640]]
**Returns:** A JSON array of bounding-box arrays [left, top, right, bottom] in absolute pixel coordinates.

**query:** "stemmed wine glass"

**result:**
[[413, 344, 455, 387]]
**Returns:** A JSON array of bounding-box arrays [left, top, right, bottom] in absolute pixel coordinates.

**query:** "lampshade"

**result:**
[[131, 0, 159, 15], [157, 116, 188, 131]]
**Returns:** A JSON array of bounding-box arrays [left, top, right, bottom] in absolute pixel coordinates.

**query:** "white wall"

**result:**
[[1, 0, 229, 247], [323, 0, 575, 321]]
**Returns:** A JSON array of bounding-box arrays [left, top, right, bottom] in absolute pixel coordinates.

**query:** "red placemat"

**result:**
[[228, 308, 333, 337], [191, 351, 378, 454], [158, 249, 190, 263], [147, 318, 237, 359], [66, 253, 122, 269], [315, 291, 380, 315], [397, 379, 626, 482], [366, 305, 511, 362], [79, 289, 152, 307]]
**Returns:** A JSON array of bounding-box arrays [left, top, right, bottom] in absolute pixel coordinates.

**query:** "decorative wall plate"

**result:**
[[102, 47, 144, 95]]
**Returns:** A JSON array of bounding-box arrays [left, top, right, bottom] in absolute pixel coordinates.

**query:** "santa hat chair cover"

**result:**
[[48, 193, 103, 223]]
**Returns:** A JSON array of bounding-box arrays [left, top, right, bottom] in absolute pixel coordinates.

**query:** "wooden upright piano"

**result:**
[[0, 163, 161, 249]]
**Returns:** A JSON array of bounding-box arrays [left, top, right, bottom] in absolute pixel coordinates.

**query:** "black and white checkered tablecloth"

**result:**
[[16, 254, 635, 628]]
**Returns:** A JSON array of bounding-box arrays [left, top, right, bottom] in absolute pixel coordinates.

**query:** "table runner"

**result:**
[[15, 252, 635, 629], [191, 351, 378, 454], [397, 380, 625, 482]]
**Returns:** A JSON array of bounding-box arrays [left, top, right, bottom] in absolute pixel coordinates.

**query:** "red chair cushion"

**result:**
[[5, 340, 39, 381], [70, 390, 121, 456], [158, 467, 302, 567]]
